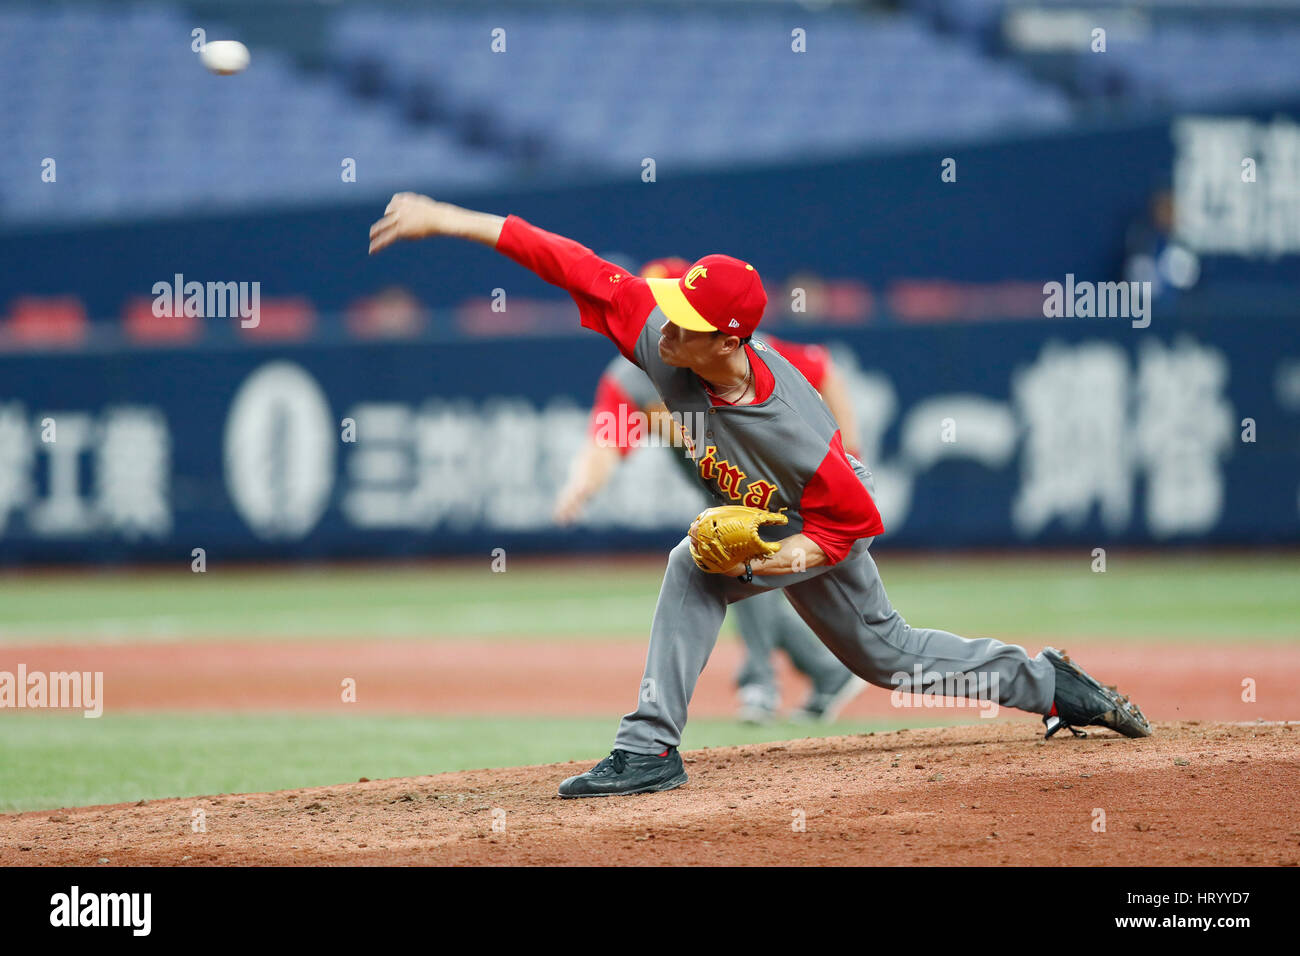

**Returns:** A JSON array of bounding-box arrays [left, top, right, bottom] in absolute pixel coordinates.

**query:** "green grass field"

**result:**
[[1, 552, 1296, 812], [0, 712, 959, 813], [1, 552, 1296, 644]]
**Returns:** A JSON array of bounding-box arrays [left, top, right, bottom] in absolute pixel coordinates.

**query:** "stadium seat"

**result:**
[[5, 295, 89, 347]]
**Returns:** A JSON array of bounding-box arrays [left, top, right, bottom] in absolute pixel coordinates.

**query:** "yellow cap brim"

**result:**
[[646, 277, 716, 333]]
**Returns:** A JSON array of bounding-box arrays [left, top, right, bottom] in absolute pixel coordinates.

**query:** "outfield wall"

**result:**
[[1, 313, 1297, 565]]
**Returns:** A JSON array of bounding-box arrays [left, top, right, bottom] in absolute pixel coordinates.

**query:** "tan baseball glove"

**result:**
[[687, 505, 788, 574]]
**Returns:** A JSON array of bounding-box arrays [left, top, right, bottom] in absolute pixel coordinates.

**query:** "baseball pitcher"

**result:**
[[369, 195, 1152, 798]]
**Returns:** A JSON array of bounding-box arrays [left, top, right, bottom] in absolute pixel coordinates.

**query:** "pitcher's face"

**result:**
[[657, 319, 737, 369]]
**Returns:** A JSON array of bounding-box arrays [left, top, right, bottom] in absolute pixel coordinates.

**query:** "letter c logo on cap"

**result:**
[[684, 265, 708, 290]]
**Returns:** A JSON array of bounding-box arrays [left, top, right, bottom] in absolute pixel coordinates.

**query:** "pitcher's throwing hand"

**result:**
[[368, 193, 505, 255]]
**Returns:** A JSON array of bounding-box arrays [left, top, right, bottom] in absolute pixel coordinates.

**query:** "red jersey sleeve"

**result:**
[[495, 215, 656, 360], [766, 336, 830, 390], [798, 432, 884, 564], [589, 373, 639, 457]]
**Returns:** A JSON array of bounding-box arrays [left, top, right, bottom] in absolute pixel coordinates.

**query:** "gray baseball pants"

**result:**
[[613, 535, 1057, 754]]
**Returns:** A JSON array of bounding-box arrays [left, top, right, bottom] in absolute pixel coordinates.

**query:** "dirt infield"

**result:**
[[4, 640, 1298, 720], [2, 721, 1296, 866]]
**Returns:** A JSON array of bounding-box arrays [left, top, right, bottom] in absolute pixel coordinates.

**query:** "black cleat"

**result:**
[[1043, 647, 1152, 739], [558, 748, 688, 798]]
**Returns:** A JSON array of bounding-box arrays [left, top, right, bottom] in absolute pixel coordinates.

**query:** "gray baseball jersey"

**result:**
[[631, 321, 872, 543]]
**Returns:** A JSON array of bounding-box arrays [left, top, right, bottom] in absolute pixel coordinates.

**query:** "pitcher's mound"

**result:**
[[2, 721, 1295, 866]]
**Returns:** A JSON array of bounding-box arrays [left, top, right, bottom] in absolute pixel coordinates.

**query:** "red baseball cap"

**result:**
[[646, 254, 767, 338], [639, 257, 692, 280]]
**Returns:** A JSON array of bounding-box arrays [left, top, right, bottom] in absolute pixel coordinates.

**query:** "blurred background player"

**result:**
[[554, 258, 867, 723]]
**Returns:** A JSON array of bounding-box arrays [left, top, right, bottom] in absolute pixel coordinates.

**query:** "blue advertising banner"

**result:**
[[1, 313, 1296, 565]]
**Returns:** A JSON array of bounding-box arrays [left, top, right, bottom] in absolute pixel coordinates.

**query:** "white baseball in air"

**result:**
[[201, 40, 250, 75]]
